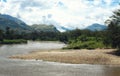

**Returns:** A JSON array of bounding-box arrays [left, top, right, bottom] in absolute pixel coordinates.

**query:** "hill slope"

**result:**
[[86, 23, 107, 31], [0, 14, 32, 31], [31, 24, 59, 32]]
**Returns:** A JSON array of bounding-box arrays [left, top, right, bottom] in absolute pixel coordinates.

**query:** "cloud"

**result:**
[[0, 0, 120, 29]]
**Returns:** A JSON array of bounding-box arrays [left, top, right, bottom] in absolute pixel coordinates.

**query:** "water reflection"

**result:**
[[0, 41, 66, 57]]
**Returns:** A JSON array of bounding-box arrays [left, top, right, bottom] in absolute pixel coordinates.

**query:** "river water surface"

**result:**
[[0, 41, 120, 76]]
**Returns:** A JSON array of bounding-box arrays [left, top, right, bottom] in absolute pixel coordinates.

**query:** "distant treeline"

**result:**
[[0, 26, 60, 41], [0, 26, 110, 49]]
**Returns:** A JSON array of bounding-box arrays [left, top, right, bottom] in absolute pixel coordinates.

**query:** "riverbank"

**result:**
[[0, 39, 27, 44], [10, 49, 120, 65]]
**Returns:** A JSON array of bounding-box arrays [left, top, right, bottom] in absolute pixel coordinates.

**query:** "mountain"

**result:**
[[86, 23, 107, 31], [31, 24, 59, 32], [0, 14, 32, 32], [0, 14, 107, 33], [56, 26, 72, 32], [0, 14, 59, 33]]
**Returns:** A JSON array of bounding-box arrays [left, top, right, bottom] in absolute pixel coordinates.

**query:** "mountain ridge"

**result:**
[[0, 14, 107, 32], [0, 14, 59, 32], [31, 24, 59, 32], [0, 14, 32, 32], [85, 23, 107, 31]]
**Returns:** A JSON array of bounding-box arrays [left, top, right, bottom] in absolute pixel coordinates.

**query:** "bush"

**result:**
[[64, 36, 105, 49]]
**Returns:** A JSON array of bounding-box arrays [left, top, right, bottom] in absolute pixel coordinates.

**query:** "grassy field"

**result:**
[[10, 49, 120, 65]]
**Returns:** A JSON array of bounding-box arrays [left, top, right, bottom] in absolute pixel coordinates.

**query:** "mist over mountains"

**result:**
[[0, 14, 59, 32], [0, 14, 107, 32]]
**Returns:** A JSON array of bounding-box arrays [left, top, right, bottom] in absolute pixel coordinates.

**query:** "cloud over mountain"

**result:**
[[0, 0, 120, 30]]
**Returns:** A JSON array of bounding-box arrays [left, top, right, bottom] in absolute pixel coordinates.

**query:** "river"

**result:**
[[0, 41, 119, 76]]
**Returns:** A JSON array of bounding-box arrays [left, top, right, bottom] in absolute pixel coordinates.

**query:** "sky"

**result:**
[[0, 0, 120, 30]]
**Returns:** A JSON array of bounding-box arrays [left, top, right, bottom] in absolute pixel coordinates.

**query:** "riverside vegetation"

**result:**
[[0, 39, 27, 44], [1, 7, 120, 55]]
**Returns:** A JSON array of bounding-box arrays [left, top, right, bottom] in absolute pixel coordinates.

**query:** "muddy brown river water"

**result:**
[[0, 41, 120, 76]]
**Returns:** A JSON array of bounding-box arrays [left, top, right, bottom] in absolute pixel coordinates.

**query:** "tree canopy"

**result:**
[[105, 8, 120, 49]]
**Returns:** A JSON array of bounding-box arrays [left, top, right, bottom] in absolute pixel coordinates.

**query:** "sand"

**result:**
[[10, 49, 120, 65]]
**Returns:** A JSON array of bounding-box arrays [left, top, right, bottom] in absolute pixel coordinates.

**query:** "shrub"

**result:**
[[64, 36, 105, 49]]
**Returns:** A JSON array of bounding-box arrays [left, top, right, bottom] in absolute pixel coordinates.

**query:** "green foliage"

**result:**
[[31, 24, 59, 32], [0, 26, 60, 41], [105, 8, 120, 49], [59, 32, 68, 43], [0, 29, 3, 41], [0, 14, 32, 32], [0, 39, 27, 44], [65, 36, 105, 49]]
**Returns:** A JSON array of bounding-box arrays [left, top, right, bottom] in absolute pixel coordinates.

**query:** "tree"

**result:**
[[0, 29, 3, 41], [69, 29, 81, 39], [105, 8, 120, 49], [5, 26, 11, 39]]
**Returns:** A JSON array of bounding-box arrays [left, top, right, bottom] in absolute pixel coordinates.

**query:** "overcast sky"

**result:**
[[0, 0, 120, 29]]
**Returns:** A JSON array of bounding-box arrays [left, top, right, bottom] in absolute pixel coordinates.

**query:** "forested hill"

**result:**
[[31, 24, 59, 32], [86, 23, 107, 31], [0, 14, 32, 32], [0, 14, 60, 40], [0, 14, 59, 33]]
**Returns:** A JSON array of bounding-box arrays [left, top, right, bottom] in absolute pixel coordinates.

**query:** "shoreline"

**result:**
[[10, 49, 120, 65]]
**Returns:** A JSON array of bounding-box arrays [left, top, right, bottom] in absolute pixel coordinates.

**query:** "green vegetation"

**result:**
[[105, 8, 120, 49], [61, 29, 108, 49], [65, 36, 105, 49], [31, 24, 59, 32], [0, 39, 27, 44], [104, 8, 120, 55], [0, 25, 110, 49], [63, 7, 120, 51], [0, 25, 60, 42], [0, 14, 32, 32]]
